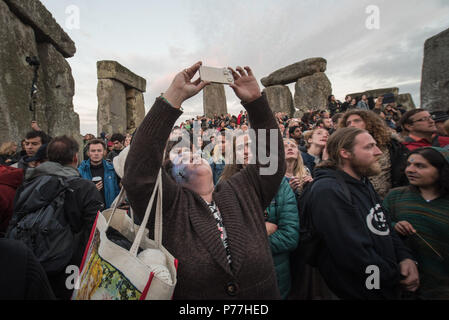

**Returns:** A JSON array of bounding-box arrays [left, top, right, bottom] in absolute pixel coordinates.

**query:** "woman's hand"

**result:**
[[163, 61, 210, 108], [228, 66, 261, 104], [265, 222, 278, 236], [288, 177, 301, 191], [302, 175, 313, 187], [394, 220, 416, 236]]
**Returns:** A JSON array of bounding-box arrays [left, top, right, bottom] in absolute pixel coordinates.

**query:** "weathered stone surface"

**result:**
[[97, 60, 146, 92], [3, 0, 76, 58], [203, 83, 227, 118], [294, 72, 332, 113], [262, 85, 295, 117], [126, 88, 145, 134], [347, 87, 399, 100], [0, 0, 81, 159], [0, 0, 39, 144], [36, 43, 80, 139], [97, 79, 127, 136], [397, 93, 416, 111], [293, 110, 304, 119], [421, 27, 449, 113], [261, 58, 327, 87]]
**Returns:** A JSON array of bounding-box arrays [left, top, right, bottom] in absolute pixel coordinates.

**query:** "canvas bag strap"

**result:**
[[154, 169, 163, 245], [130, 169, 163, 257], [106, 187, 126, 226]]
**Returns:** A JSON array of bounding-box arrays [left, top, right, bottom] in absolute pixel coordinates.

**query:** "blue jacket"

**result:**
[[78, 160, 120, 209], [209, 158, 226, 185]]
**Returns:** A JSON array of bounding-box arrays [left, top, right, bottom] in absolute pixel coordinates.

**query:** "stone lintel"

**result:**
[[97, 60, 146, 92], [3, 0, 76, 58]]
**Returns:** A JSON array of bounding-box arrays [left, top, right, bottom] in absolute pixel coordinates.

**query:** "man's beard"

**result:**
[[351, 157, 382, 177]]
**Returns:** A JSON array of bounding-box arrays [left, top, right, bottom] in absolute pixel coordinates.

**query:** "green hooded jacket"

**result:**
[[266, 177, 300, 299]]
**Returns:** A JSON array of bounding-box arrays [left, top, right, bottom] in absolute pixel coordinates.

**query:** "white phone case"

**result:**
[[199, 66, 234, 84]]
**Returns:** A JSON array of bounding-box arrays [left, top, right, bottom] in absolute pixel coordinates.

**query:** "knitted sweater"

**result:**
[[383, 187, 449, 299], [123, 95, 285, 299]]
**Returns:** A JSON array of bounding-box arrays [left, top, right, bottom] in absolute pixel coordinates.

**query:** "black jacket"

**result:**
[[0, 239, 55, 300], [304, 168, 414, 299], [388, 138, 409, 188], [301, 151, 317, 176], [10, 162, 104, 299]]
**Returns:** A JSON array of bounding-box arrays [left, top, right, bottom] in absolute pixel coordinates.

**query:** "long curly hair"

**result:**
[[340, 109, 391, 149]]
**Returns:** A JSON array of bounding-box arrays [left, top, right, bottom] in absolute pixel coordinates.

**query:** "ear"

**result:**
[[339, 148, 352, 161], [403, 123, 412, 132]]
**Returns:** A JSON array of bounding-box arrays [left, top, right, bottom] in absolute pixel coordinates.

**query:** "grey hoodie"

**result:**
[[25, 161, 80, 181]]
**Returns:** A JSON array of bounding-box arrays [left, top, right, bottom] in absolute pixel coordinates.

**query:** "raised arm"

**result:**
[[122, 62, 209, 220], [228, 66, 286, 209]]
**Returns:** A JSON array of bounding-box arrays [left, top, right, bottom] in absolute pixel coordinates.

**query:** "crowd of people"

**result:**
[[1, 61, 449, 300]]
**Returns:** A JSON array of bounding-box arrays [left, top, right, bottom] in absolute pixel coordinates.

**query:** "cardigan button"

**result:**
[[226, 282, 238, 296]]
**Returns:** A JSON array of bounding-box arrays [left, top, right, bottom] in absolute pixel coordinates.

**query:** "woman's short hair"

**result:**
[[47, 135, 79, 166]]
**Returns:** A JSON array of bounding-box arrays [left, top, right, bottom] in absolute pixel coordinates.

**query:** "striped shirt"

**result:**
[[383, 186, 449, 299]]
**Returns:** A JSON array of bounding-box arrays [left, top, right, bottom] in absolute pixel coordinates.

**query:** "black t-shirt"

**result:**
[[90, 161, 105, 204]]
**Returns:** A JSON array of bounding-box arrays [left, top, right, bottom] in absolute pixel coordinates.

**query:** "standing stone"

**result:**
[[0, 0, 39, 144], [97, 60, 147, 135], [36, 42, 79, 138], [203, 83, 227, 118], [126, 88, 145, 134], [421, 27, 449, 113], [261, 58, 327, 87], [397, 94, 416, 111], [294, 72, 332, 113], [97, 79, 127, 135], [263, 85, 295, 117]]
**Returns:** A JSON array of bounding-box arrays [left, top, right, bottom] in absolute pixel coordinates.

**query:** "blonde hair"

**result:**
[[0, 141, 17, 155], [304, 128, 327, 149], [284, 138, 310, 178]]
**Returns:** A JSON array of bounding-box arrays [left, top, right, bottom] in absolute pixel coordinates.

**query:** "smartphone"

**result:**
[[199, 66, 234, 84]]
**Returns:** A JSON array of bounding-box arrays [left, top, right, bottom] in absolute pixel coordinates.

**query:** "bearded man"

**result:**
[[300, 127, 419, 299]]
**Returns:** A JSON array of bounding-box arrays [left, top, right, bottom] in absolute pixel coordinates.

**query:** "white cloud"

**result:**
[[41, 0, 449, 134]]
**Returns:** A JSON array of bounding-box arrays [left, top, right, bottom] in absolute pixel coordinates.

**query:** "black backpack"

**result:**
[[293, 170, 352, 267], [7, 175, 77, 273]]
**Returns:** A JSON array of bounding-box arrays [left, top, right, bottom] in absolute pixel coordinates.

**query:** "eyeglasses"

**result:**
[[411, 115, 435, 123]]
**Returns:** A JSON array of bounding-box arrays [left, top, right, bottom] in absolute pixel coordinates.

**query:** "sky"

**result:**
[[41, 0, 449, 135]]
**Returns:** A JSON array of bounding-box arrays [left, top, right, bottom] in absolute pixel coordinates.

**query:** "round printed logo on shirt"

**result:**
[[366, 204, 390, 236]]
